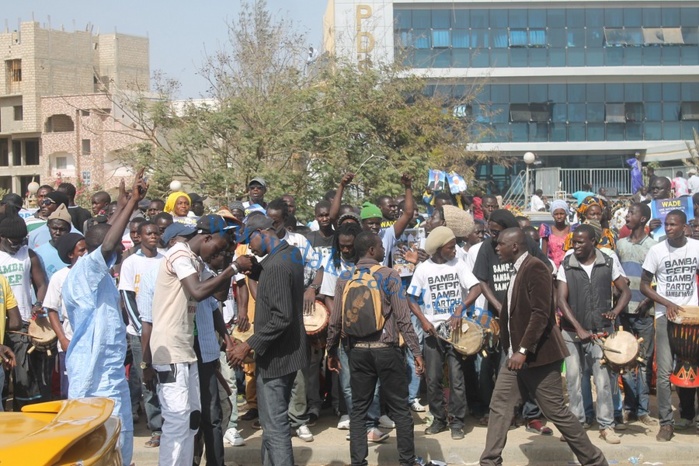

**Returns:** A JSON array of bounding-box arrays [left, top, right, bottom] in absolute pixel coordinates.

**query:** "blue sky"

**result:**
[[2, 0, 325, 98]]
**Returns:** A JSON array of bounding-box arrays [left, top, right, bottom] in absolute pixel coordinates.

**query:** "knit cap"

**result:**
[[0, 216, 28, 239], [48, 204, 72, 225], [425, 226, 456, 256], [360, 202, 382, 220], [442, 205, 475, 238], [56, 232, 85, 264]]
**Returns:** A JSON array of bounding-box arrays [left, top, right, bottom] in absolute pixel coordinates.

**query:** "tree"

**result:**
[[115, 0, 496, 218]]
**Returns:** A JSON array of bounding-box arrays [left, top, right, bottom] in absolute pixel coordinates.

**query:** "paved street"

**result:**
[[132, 392, 699, 465]]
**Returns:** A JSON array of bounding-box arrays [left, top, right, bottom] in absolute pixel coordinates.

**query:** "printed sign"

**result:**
[[428, 169, 446, 192], [392, 228, 425, 277], [447, 171, 467, 194], [650, 196, 694, 240]]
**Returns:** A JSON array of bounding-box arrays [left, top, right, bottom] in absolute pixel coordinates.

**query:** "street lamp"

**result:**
[[523, 152, 536, 211]]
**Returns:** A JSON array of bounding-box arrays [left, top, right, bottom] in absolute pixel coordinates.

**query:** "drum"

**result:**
[[668, 306, 699, 387], [471, 311, 500, 349], [600, 328, 641, 374], [231, 324, 255, 364], [304, 300, 329, 337], [446, 318, 486, 357], [27, 316, 57, 357]]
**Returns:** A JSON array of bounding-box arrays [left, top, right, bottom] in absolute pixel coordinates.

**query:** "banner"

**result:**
[[427, 169, 446, 192]]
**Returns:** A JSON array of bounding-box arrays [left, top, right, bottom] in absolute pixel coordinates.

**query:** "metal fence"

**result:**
[[533, 168, 632, 197]]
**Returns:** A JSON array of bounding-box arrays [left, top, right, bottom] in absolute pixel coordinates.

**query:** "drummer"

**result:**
[[557, 224, 630, 444], [407, 226, 481, 440]]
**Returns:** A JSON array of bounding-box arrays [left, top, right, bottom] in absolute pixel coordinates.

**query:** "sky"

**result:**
[[2, 0, 325, 98]]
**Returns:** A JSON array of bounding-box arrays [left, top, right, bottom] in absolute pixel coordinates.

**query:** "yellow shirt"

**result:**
[[0, 275, 18, 345]]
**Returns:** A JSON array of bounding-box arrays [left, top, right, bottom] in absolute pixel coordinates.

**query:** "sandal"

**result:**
[[145, 432, 161, 448]]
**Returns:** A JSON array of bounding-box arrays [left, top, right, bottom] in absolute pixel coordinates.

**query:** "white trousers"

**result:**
[[155, 362, 201, 466]]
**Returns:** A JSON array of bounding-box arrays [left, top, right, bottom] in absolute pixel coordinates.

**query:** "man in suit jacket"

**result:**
[[480, 228, 607, 466], [228, 214, 309, 466]]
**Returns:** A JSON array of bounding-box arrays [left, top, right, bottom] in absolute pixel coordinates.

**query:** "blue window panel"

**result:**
[[682, 83, 699, 101], [663, 83, 680, 101], [432, 10, 451, 28], [529, 84, 547, 102], [586, 9, 604, 27], [396, 31, 412, 48], [586, 84, 605, 102], [510, 84, 528, 103], [644, 84, 662, 102], [432, 30, 451, 48], [529, 29, 546, 47], [471, 29, 489, 48], [623, 48, 643, 66], [454, 10, 469, 28], [433, 50, 451, 67], [624, 8, 643, 27], [489, 9, 506, 28], [548, 28, 566, 48], [491, 104, 510, 123], [587, 103, 605, 122], [663, 103, 680, 121], [680, 8, 699, 27], [491, 29, 509, 48], [586, 28, 604, 48], [643, 8, 662, 27], [587, 123, 605, 141], [412, 10, 431, 29], [681, 27, 699, 45], [568, 84, 586, 103], [645, 123, 662, 140], [568, 103, 586, 122], [549, 84, 566, 102], [605, 8, 624, 28], [605, 47, 623, 65], [663, 122, 681, 139], [413, 50, 433, 68], [398, 49, 415, 67], [490, 49, 509, 67], [625, 84, 642, 102], [626, 123, 643, 140], [510, 48, 528, 66], [567, 48, 585, 66], [551, 124, 567, 141], [509, 29, 528, 47], [680, 47, 699, 65], [662, 47, 681, 66], [414, 31, 430, 49], [511, 123, 529, 141], [567, 9, 585, 27], [452, 30, 470, 48], [473, 105, 490, 123], [645, 103, 662, 121], [395, 11, 411, 29], [568, 124, 586, 141], [587, 47, 604, 66], [471, 10, 489, 28], [606, 84, 623, 102], [530, 122, 550, 141], [549, 48, 566, 66], [547, 9, 566, 28], [471, 51, 490, 67], [552, 104, 567, 123], [681, 122, 699, 139], [529, 48, 547, 66], [529, 9, 546, 28], [567, 29, 585, 47], [662, 8, 681, 27], [492, 124, 511, 141], [474, 86, 490, 102], [606, 124, 625, 141], [509, 9, 528, 28]]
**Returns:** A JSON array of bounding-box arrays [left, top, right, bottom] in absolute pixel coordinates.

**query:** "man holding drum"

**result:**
[[641, 209, 699, 441]]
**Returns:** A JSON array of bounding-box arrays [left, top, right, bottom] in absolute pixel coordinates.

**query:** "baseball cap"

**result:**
[[188, 193, 207, 203], [248, 177, 267, 188], [196, 214, 241, 235], [161, 223, 196, 245], [237, 214, 274, 244]]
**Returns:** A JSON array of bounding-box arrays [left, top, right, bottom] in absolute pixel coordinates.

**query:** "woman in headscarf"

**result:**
[[563, 196, 616, 251], [163, 191, 197, 226], [539, 199, 570, 268]]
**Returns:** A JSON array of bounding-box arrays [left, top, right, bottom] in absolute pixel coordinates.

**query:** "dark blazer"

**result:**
[[501, 254, 569, 368]]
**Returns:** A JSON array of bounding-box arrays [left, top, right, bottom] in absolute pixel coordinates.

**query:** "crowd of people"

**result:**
[[0, 167, 698, 466]]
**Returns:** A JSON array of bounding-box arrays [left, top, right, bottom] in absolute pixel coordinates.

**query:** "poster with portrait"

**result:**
[[650, 196, 694, 240], [392, 228, 426, 277], [427, 169, 446, 192], [447, 171, 467, 194]]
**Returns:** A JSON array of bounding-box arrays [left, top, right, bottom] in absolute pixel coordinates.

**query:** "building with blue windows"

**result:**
[[324, 1, 699, 193]]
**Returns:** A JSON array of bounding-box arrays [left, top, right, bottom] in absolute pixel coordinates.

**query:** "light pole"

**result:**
[[523, 152, 536, 211]]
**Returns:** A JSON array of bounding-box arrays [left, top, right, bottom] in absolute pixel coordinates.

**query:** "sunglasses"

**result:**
[[40, 199, 56, 206]]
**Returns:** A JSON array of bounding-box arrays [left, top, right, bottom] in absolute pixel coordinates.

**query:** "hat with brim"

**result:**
[[237, 215, 274, 244], [162, 223, 196, 245], [248, 177, 267, 188], [197, 214, 241, 235]]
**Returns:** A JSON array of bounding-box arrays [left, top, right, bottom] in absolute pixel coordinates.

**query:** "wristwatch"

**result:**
[[518, 347, 528, 356], [140, 361, 151, 370]]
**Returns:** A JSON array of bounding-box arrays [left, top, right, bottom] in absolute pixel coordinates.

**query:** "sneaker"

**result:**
[[337, 414, 350, 430], [240, 408, 258, 421], [144, 431, 161, 448], [307, 413, 318, 427], [251, 420, 262, 430], [410, 399, 426, 412], [656, 424, 674, 442], [614, 415, 628, 431], [599, 427, 621, 444], [425, 422, 447, 435], [526, 419, 553, 435], [451, 427, 465, 440], [346, 432, 350, 441], [478, 414, 489, 426], [223, 428, 246, 446], [367, 427, 389, 443], [236, 394, 246, 407], [639, 414, 658, 426], [296, 425, 314, 442], [378, 414, 395, 429], [675, 418, 693, 430]]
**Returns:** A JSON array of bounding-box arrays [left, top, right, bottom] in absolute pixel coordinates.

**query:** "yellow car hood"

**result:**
[[0, 398, 121, 465]]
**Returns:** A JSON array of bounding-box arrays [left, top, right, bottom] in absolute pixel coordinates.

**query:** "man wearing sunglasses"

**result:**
[[28, 192, 78, 250]]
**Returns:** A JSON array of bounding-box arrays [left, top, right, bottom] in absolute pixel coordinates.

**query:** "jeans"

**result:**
[[128, 334, 143, 414], [620, 313, 655, 416], [257, 371, 296, 466], [339, 344, 380, 428], [303, 346, 324, 417], [406, 314, 424, 404], [218, 351, 239, 430], [424, 335, 468, 428], [562, 330, 614, 429], [655, 316, 674, 426], [288, 370, 309, 429], [195, 340, 224, 466], [349, 346, 416, 466]]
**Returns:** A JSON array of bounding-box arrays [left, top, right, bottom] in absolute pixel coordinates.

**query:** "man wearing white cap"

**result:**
[[687, 168, 699, 194]]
